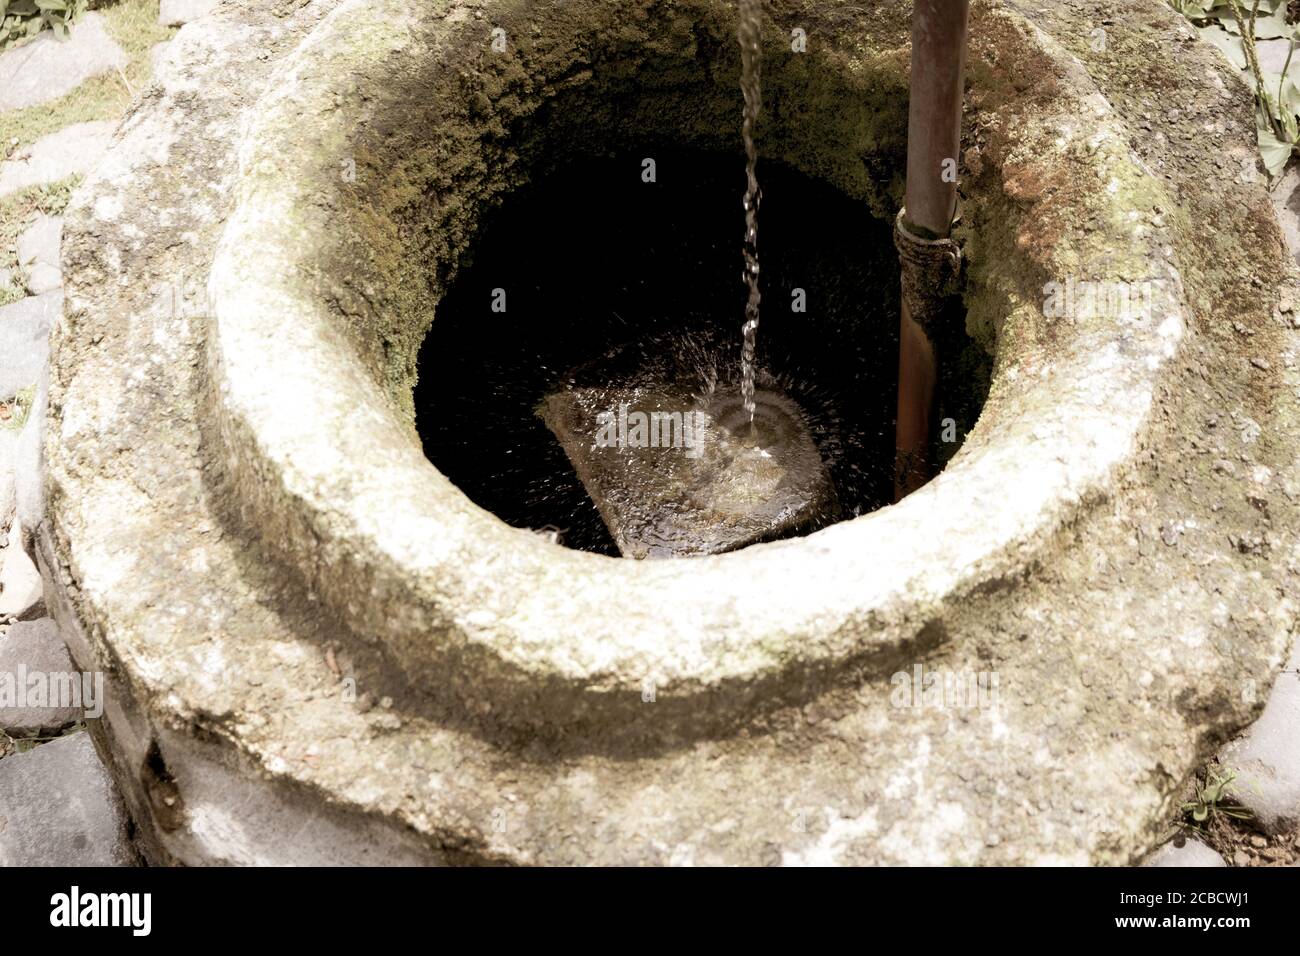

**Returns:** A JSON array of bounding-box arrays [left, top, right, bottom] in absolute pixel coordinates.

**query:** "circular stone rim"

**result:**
[[205, 0, 1186, 737]]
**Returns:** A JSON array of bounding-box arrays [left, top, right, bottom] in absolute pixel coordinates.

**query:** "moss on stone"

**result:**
[[306, 0, 916, 427]]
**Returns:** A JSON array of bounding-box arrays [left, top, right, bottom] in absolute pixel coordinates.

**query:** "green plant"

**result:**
[[1168, 0, 1300, 180], [0, 0, 88, 49], [0, 0, 176, 153], [1179, 768, 1254, 832], [1230, 0, 1300, 177]]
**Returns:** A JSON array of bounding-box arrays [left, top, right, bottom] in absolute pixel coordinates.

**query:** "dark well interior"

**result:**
[[414, 149, 986, 555]]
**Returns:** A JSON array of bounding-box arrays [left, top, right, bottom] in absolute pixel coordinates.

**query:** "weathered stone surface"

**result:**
[[0, 122, 115, 198], [0, 14, 127, 113], [0, 733, 136, 866], [1143, 839, 1227, 867], [1219, 643, 1300, 834], [0, 403, 46, 537], [0, 617, 82, 736], [160, 0, 219, 27], [39, 0, 1300, 866]]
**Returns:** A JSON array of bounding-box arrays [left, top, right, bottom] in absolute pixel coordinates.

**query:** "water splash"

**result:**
[[738, 0, 763, 424]]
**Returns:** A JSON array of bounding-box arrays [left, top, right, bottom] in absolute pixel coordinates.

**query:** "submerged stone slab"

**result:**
[[539, 360, 832, 557]]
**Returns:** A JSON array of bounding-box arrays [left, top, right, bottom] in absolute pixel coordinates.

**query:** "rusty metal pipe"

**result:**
[[894, 0, 970, 500]]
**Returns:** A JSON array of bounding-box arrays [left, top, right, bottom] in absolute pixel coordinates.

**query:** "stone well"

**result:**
[[41, 0, 1300, 864]]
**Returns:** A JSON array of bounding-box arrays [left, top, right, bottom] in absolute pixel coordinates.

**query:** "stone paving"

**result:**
[[0, 2, 1297, 867], [0, 13, 126, 113], [0, 1, 212, 867], [0, 121, 117, 196], [0, 732, 138, 866], [0, 618, 85, 737], [1143, 839, 1227, 868], [1220, 641, 1300, 835]]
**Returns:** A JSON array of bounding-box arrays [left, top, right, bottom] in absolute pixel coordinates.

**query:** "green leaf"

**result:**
[[1213, 1, 1291, 40], [1199, 24, 1249, 70], [1258, 123, 1294, 179], [1193, 805, 1210, 822]]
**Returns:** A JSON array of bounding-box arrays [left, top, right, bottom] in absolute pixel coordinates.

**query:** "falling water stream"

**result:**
[[738, 0, 763, 425], [414, 0, 985, 554]]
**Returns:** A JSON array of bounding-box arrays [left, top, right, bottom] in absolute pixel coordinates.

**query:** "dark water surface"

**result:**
[[416, 151, 905, 556]]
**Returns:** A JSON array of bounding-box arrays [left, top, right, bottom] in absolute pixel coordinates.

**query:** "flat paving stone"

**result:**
[[0, 423, 44, 536], [15, 212, 63, 294], [0, 732, 136, 866], [1272, 165, 1300, 267], [0, 289, 56, 400], [0, 14, 127, 113], [0, 121, 115, 198], [0, 522, 44, 621], [1143, 838, 1226, 867], [16, 215, 61, 272], [23, 264, 61, 295], [159, 0, 219, 27], [0, 617, 83, 737], [0, 293, 53, 535], [1219, 640, 1300, 834]]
